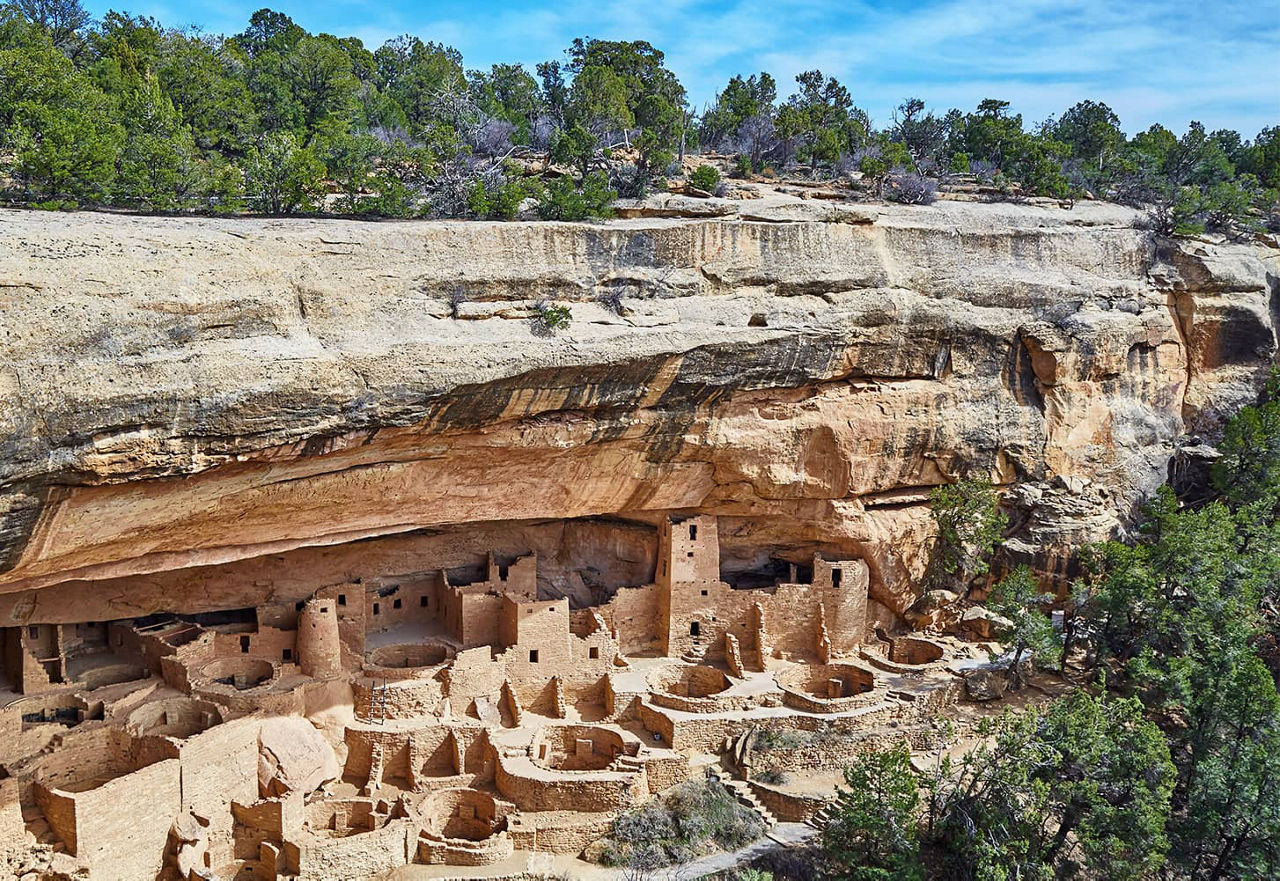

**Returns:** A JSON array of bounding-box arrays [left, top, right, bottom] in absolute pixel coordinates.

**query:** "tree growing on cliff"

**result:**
[[986, 565, 1060, 683], [925, 478, 1007, 592]]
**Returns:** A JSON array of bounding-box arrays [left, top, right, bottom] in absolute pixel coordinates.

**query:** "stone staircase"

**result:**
[[708, 767, 777, 829], [805, 803, 833, 831], [681, 639, 708, 664]]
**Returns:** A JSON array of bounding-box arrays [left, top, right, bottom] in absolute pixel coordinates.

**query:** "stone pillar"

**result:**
[[297, 597, 341, 679]]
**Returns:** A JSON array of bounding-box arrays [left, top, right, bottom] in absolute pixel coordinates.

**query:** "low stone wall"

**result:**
[[648, 689, 767, 714], [506, 811, 616, 855], [494, 754, 642, 813], [284, 819, 415, 878], [748, 780, 828, 823], [418, 830, 515, 866], [642, 754, 692, 793], [746, 730, 907, 777], [778, 685, 885, 714]]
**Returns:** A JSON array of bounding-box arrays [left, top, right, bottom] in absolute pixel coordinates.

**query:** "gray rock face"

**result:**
[[0, 201, 1275, 622]]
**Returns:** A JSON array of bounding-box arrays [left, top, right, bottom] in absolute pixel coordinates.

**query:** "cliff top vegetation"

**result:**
[[1, 0, 1277, 236]]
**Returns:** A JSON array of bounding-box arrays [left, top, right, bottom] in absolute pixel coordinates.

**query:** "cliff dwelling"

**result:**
[[0, 511, 972, 879], [0, 194, 1276, 881]]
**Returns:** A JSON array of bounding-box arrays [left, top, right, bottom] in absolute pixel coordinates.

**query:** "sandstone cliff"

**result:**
[[0, 200, 1276, 624]]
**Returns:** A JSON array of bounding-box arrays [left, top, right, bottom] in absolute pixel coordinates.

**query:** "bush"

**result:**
[[594, 779, 765, 869], [885, 172, 938, 205], [535, 171, 616, 221], [755, 728, 807, 751], [609, 162, 651, 198], [532, 300, 572, 335], [733, 154, 753, 179], [689, 163, 721, 192], [465, 170, 530, 220]]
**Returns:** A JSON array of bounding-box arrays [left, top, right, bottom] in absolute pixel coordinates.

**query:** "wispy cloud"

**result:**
[[88, 0, 1279, 134]]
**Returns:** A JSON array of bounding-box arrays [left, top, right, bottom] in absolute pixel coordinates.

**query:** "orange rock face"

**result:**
[[0, 202, 1276, 621]]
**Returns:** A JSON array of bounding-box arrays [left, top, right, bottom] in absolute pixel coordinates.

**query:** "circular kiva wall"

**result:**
[[652, 664, 731, 699], [198, 657, 275, 691], [366, 642, 454, 672], [34, 728, 146, 793], [530, 725, 626, 772], [126, 698, 223, 739], [423, 789, 506, 841], [780, 663, 874, 699]]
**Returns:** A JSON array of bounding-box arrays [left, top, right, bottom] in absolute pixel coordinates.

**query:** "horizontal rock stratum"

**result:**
[[0, 200, 1276, 623]]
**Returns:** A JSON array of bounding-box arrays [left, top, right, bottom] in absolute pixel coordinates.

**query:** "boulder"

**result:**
[[258, 717, 340, 798], [964, 669, 1007, 702], [960, 607, 1013, 639]]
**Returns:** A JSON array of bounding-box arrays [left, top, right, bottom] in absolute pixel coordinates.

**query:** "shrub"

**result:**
[[733, 154, 753, 179], [465, 171, 530, 220], [609, 162, 651, 198], [535, 171, 616, 221], [532, 300, 572, 334], [689, 163, 721, 192], [755, 728, 807, 751], [597, 289, 625, 315], [885, 172, 938, 205], [594, 779, 765, 869]]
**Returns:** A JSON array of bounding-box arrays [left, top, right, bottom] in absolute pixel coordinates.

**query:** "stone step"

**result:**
[[806, 806, 833, 829], [717, 776, 778, 827]]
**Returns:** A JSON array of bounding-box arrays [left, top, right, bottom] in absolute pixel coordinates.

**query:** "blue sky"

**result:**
[[86, 0, 1279, 135]]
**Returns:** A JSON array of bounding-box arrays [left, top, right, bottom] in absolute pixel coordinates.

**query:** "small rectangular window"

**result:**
[[832, 569, 843, 589], [420, 596, 429, 607], [373, 603, 380, 615], [28, 625, 38, 639], [589, 647, 599, 659], [338, 594, 347, 606], [529, 650, 539, 663], [701, 589, 708, 596], [240, 635, 250, 653], [283, 649, 293, 661], [393, 598, 402, 610], [690, 524, 698, 540], [687, 551, 694, 558]]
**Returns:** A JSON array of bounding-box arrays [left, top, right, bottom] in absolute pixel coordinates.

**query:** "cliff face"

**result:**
[[0, 201, 1276, 624]]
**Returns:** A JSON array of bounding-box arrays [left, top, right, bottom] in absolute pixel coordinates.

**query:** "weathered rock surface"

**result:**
[[0, 202, 1276, 621], [257, 717, 340, 797]]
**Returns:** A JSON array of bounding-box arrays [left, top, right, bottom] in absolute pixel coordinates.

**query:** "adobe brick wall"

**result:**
[[286, 819, 414, 878], [71, 758, 181, 879], [177, 717, 260, 838], [593, 583, 661, 655]]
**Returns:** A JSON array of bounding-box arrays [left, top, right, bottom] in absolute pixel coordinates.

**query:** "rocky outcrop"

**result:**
[[0, 200, 1275, 622]]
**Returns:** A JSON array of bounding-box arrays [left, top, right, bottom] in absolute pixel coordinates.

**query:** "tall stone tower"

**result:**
[[297, 596, 342, 678]]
